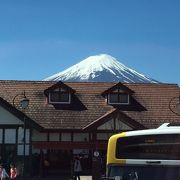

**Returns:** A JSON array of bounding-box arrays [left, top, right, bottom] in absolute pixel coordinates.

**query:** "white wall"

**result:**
[[97, 118, 132, 131], [0, 106, 23, 125], [97, 133, 113, 140], [73, 133, 89, 142], [32, 129, 47, 141], [61, 133, 71, 141], [49, 133, 60, 141], [115, 118, 132, 130], [97, 119, 114, 130]]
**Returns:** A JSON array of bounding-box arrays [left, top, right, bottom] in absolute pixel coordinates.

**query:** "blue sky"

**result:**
[[0, 0, 180, 85]]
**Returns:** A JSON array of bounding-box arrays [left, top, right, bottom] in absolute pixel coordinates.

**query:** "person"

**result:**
[[73, 156, 82, 180], [43, 157, 50, 177], [10, 163, 17, 180], [0, 164, 9, 180]]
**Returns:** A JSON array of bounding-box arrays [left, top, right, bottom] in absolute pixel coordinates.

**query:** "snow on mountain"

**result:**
[[44, 54, 158, 83]]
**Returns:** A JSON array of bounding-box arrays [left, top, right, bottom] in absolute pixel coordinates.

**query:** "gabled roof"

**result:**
[[83, 109, 145, 131], [0, 80, 179, 130], [44, 81, 76, 96], [101, 82, 145, 111], [0, 97, 42, 130], [101, 82, 134, 96]]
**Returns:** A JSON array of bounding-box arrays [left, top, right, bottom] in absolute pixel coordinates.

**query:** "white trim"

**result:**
[[125, 126, 180, 137], [0, 106, 23, 125], [125, 159, 180, 166]]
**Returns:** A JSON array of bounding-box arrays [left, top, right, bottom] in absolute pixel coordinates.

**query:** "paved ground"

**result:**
[[49, 175, 92, 180], [28, 175, 92, 180]]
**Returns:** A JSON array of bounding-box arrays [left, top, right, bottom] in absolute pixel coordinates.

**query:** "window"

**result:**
[[49, 91, 71, 104], [5, 129, 16, 144], [108, 93, 129, 104], [17, 144, 29, 156], [116, 134, 180, 160], [32, 130, 48, 141], [44, 82, 75, 105], [49, 133, 60, 141], [17, 128, 30, 156]]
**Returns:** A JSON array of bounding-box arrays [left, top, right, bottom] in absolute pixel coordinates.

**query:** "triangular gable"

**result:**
[[0, 105, 22, 125], [0, 97, 42, 130], [101, 82, 134, 97], [44, 81, 76, 96], [97, 119, 133, 131], [83, 109, 145, 131]]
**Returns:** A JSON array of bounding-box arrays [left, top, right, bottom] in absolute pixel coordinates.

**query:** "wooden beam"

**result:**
[[32, 141, 107, 150]]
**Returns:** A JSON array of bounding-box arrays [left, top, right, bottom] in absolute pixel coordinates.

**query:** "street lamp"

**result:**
[[13, 91, 29, 180], [176, 96, 180, 110], [169, 95, 180, 116], [13, 91, 29, 109]]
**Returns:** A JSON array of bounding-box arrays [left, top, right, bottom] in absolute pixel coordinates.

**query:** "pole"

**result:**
[[13, 91, 29, 180], [23, 116, 26, 180]]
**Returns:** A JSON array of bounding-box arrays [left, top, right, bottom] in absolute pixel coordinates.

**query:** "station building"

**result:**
[[0, 80, 180, 176]]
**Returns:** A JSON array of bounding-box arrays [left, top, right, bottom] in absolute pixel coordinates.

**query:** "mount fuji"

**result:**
[[44, 54, 158, 83]]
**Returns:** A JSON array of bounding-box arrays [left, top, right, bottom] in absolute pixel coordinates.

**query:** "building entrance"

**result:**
[[47, 149, 72, 175], [32, 141, 107, 177], [43, 149, 92, 177], [0, 145, 16, 163]]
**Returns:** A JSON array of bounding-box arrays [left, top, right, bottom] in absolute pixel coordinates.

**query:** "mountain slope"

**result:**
[[44, 54, 158, 83]]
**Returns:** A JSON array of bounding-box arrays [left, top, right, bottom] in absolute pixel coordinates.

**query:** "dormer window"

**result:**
[[48, 88, 71, 104], [101, 82, 134, 106], [108, 93, 129, 105], [44, 81, 76, 106]]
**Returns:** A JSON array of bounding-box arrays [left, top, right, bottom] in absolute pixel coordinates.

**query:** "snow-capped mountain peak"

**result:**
[[44, 54, 158, 83]]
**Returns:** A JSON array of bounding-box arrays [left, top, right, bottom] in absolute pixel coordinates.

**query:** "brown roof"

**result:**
[[0, 80, 180, 130]]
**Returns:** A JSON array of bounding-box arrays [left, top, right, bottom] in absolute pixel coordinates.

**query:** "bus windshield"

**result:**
[[106, 126, 180, 180], [116, 134, 180, 160], [108, 165, 180, 180]]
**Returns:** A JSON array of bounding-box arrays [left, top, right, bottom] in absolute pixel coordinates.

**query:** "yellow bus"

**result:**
[[105, 123, 180, 180]]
